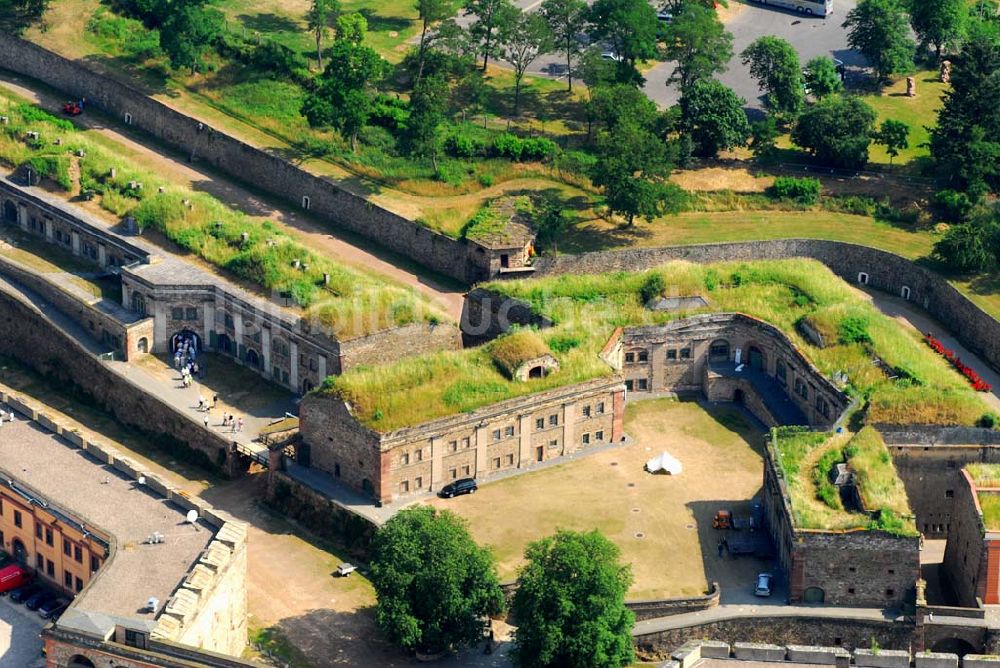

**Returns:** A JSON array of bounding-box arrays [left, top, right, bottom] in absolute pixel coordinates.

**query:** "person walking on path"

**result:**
[[237, 417, 244, 433], [212, 394, 218, 409], [203, 415, 209, 429]]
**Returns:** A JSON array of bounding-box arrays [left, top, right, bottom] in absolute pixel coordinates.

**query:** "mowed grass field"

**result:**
[[423, 399, 766, 599]]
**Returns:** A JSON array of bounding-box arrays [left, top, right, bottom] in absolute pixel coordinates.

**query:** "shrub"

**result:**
[[477, 173, 494, 187], [933, 189, 973, 222], [554, 149, 597, 176], [434, 161, 466, 187], [767, 176, 821, 204], [979, 413, 998, 429], [838, 316, 872, 345], [370, 94, 410, 132], [445, 133, 486, 158], [492, 133, 524, 160], [638, 272, 666, 304], [359, 125, 398, 154], [520, 137, 558, 162], [828, 195, 876, 217]]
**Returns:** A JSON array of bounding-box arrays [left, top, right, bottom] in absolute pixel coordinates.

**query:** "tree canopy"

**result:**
[[803, 56, 844, 99], [502, 11, 553, 115], [791, 95, 878, 169], [933, 206, 1000, 272], [305, 0, 341, 70], [158, 3, 224, 71], [511, 530, 635, 668], [679, 79, 752, 157], [741, 36, 804, 120], [663, 3, 733, 92], [929, 30, 1000, 199], [464, 0, 518, 71], [540, 0, 589, 91], [843, 0, 915, 82], [909, 0, 966, 58], [873, 118, 910, 168], [588, 0, 661, 86], [370, 506, 504, 654]]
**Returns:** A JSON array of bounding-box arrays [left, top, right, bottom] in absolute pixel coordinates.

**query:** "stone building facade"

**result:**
[[944, 469, 1000, 607], [762, 439, 921, 608], [614, 313, 850, 429], [0, 176, 459, 395], [300, 376, 625, 504]]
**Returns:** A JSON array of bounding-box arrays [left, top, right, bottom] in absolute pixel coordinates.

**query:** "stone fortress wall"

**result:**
[[0, 390, 249, 663], [0, 177, 460, 395], [0, 32, 505, 285]]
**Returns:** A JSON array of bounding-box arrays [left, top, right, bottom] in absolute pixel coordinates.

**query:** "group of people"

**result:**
[[174, 339, 203, 388]]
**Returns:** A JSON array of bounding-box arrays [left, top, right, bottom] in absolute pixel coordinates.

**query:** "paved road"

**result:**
[[643, 0, 863, 110], [0, 596, 45, 668]]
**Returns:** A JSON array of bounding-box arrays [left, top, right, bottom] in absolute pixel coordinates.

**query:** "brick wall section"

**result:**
[[0, 281, 240, 476], [0, 33, 485, 283], [762, 438, 921, 608], [944, 470, 991, 606], [534, 239, 1000, 375]]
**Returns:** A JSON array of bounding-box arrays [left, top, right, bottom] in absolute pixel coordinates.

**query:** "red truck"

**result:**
[[0, 564, 32, 594]]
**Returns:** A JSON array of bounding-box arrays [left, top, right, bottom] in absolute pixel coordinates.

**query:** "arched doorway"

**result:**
[[217, 333, 232, 356], [68, 657, 97, 668], [12, 538, 27, 565], [130, 291, 146, 317], [528, 365, 544, 378], [803, 587, 825, 603], [171, 330, 201, 354], [709, 339, 730, 362], [748, 345, 765, 372], [2, 200, 17, 223], [137, 337, 149, 354], [930, 639, 977, 657], [245, 349, 261, 368]]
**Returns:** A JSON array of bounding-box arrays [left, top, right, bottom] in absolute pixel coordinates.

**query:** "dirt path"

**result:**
[[0, 73, 465, 320]]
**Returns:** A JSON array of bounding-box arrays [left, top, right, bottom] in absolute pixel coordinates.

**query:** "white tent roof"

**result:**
[[645, 451, 682, 475]]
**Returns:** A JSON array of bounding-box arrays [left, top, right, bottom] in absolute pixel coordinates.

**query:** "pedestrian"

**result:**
[[197, 396, 205, 411], [193, 362, 199, 377], [231, 416, 238, 433], [237, 417, 244, 433], [203, 415, 209, 428], [212, 394, 218, 409], [718, 541, 724, 558]]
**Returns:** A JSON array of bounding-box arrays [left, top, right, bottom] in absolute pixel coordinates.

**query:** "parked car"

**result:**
[[754, 572, 773, 597], [37, 597, 70, 620], [7, 581, 39, 603], [25, 590, 57, 611], [600, 50, 622, 62], [0, 565, 31, 596], [657, 9, 673, 22], [439, 478, 478, 499]]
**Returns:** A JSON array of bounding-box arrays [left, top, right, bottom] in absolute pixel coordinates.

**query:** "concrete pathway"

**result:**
[[860, 288, 1000, 413], [0, 596, 46, 668], [0, 72, 465, 320], [634, 601, 896, 636]]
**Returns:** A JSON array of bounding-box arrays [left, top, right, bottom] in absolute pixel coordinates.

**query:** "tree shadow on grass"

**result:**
[[236, 12, 302, 35], [357, 8, 413, 35], [79, 53, 172, 96]]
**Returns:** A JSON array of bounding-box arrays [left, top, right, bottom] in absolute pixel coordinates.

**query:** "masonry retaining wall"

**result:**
[[533, 239, 1000, 376], [0, 33, 478, 283]]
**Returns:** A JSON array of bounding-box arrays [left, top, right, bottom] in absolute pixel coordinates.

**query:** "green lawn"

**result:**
[[858, 71, 946, 169]]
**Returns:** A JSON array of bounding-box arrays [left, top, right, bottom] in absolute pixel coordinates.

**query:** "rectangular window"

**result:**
[[74, 546, 82, 563], [625, 352, 635, 363], [45, 528, 53, 547], [504, 426, 515, 438], [185, 307, 198, 320], [582, 406, 591, 418], [625, 380, 634, 391], [91, 556, 100, 572], [596, 430, 605, 441], [450, 468, 458, 480], [171, 307, 184, 320], [75, 577, 83, 592], [549, 414, 558, 426], [64, 570, 73, 588], [36, 523, 42, 540], [596, 402, 605, 414], [416, 449, 423, 462], [400, 481, 410, 494], [494, 457, 501, 469], [401, 453, 409, 466], [680, 347, 691, 359], [36, 554, 43, 569], [46, 560, 54, 577], [14, 510, 21, 528], [415, 477, 422, 489], [582, 433, 591, 445], [535, 418, 545, 430], [667, 349, 677, 360], [548, 439, 558, 449], [462, 437, 471, 449], [505, 454, 514, 466], [637, 378, 648, 390], [638, 351, 648, 362], [492, 429, 501, 442], [449, 440, 458, 453], [947, 460, 957, 469], [946, 490, 954, 498], [463, 465, 471, 476]]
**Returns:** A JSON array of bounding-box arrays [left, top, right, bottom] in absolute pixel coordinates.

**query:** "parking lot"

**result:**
[[0, 595, 45, 668]]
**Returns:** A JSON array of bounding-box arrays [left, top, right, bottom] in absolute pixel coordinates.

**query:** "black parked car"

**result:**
[[439, 478, 477, 498], [37, 597, 69, 620], [25, 590, 56, 611], [9, 584, 41, 604]]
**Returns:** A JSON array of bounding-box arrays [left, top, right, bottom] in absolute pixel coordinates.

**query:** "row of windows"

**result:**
[[625, 379, 648, 391], [172, 307, 199, 321], [625, 347, 702, 365], [2, 501, 101, 572]]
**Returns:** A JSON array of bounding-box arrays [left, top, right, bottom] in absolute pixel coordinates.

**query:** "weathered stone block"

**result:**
[[788, 645, 852, 664], [855, 648, 911, 668], [916, 652, 959, 668], [671, 640, 703, 668], [699, 641, 731, 659], [962, 656, 1000, 668], [734, 642, 786, 662]]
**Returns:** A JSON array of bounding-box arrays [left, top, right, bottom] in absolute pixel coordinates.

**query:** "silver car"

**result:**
[[755, 572, 773, 597]]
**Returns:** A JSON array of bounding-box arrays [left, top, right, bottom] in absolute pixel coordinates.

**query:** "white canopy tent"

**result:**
[[645, 451, 682, 475]]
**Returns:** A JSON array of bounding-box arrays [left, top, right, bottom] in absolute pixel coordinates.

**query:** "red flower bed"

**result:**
[[924, 334, 993, 392]]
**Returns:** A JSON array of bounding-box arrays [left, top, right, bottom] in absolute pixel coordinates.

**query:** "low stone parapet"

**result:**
[[787, 645, 852, 665], [734, 642, 786, 662], [916, 653, 959, 668], [855, 648, 912, 668]]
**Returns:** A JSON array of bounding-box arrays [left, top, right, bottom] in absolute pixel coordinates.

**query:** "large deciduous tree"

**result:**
[[587, 0, 661, 86], [679, 79, 752, 157], [403, 74, 449, 169], [158, 2, 224, 72], [740, 36, 804, 121], [370, 507, 504, 655], [464, 0, 518, 71], [540, 0, 589, 92], [0, 0, 51, 33], [842, 0, 916, 83], [502, 11, 553, 115], [663, 3, 733, 92], [305, 0, 341, 70], [909, 0, 966, 58], [803, 56, 844, 99], [414, 0, 458, 85], [933, 206, 1000, 272], [511, 530, 636, 668], [929, 31, 1000, 199], [301, 22, 387, 151], [791, 95, 878, 169]]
